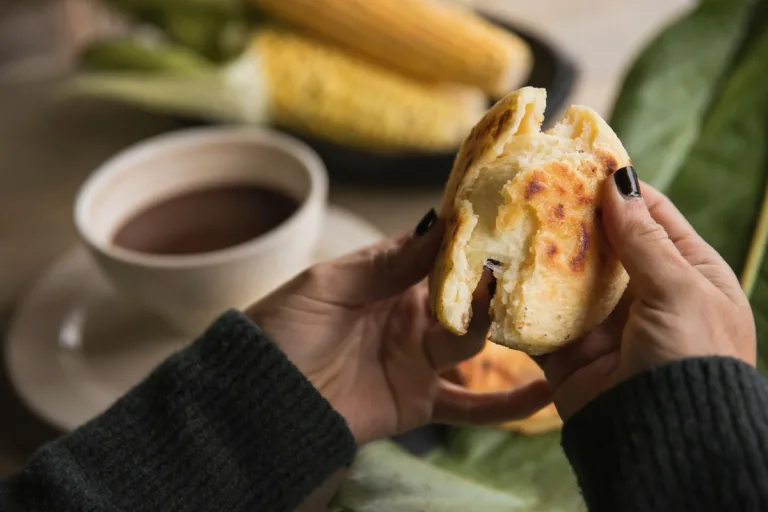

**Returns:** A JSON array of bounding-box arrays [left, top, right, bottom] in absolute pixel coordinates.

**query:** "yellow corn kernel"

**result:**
[[253, 27, 486, 152], [253, 0, 532, 97]]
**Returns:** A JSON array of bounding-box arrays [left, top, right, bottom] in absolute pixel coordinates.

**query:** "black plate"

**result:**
[[285, 17, 578, 188]]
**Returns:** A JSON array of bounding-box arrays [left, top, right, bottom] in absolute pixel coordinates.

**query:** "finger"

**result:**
[[603, 166, 692, 298], [423, 269, 494, 372], [532, 287, 633, 373], [432, 379, 552, 425], [641, 183, 723, 268], [541, 291, 630, 389], [642, 183, 743, 298], [325, 209, 445, 304]]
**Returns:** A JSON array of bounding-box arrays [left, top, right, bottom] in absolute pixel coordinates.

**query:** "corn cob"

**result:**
[[70, 27, 487, 152], [252, 0, 532, 97], [253, 27, 486, 152]]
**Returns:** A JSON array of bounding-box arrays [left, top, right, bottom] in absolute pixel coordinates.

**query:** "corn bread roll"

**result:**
[[453, 342, 561, 435], [429, 87, 630, 355]]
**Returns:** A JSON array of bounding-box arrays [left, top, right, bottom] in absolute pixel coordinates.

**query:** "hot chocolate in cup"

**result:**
[[74, 127, 328, 334]]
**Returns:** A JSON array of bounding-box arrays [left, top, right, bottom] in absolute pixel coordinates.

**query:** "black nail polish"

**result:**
[[415, 208, 437, 236], [484, 258, 502, 274], [614, 166, 641, 198]]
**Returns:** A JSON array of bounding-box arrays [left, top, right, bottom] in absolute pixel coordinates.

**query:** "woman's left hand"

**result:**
[[246, 210, 552, 444]]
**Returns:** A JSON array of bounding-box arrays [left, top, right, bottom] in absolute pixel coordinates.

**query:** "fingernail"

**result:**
[[415, 208, 437, 236], [614, 166, 641, 198], [484, 258, 503, 274]]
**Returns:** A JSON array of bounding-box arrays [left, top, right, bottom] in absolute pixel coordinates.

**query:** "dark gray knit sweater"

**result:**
[[2, 310, 767, 511]]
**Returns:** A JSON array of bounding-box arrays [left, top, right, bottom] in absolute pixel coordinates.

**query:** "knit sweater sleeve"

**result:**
[[0, 310, 356, 512], [562, 357, 768, 512]]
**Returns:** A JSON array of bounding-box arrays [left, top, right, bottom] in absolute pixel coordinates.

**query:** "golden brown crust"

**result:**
[[452, 342, 562, 435], [437, 88, 545, 218], [430, 88, 546, 333], [429, 87, 631, 355], [488, 149, 627, 353]]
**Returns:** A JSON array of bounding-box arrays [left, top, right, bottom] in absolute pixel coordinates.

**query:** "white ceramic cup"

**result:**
[[75, 127, 328, 334]]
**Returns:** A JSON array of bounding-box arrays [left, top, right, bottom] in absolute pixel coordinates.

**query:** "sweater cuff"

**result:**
[[191, 308, 357, 456], [176, 310, 357, 494], [562, 357, 768, 511], [62, 310, 356, 511]]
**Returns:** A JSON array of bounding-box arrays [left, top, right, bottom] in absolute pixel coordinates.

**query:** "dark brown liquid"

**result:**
[[112, 184, 299, 255]]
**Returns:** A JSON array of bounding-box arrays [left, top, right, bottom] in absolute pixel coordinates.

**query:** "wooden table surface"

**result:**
[[0, 0, 692, 476]]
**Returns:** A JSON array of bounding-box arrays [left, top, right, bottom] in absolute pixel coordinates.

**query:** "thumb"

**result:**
[[602, 166, 691, 297]]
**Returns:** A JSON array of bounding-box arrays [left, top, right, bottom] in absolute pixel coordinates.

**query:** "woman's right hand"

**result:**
[[540, 166, 757, 420]]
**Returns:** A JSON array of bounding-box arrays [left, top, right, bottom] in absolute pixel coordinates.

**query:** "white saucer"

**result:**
[[4, 206, 384, 432]]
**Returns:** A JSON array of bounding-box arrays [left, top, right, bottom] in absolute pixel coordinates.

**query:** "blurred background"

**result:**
[[0, 0, 722, 503]]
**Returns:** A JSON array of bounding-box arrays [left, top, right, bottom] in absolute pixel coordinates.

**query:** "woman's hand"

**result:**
[[540, 167, 757, 420], [245, 212, 552, 444]]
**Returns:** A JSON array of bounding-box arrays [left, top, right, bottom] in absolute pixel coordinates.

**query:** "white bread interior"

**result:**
[[429, 87, 631, 355]]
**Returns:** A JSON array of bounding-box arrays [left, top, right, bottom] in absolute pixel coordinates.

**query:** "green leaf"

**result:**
[[743, 181, 768, 374], [99, 0, 245, 19], [80, 38, 213, 73], [739, 181, 768, 297], [610, 0, 753, 191], [613, 0, 768, 361], [332, 429, 581, 512], [160, 8, 252, 61], [658, 22, 768, 366], [68, 47, 270, 125], [96, 0, 256, 61], [65, 71, 226, 119], [664, 27, 768, 270], [751, 266, 768, 374], [720, 2, 768, 368], [426, 428, 583, 511]]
